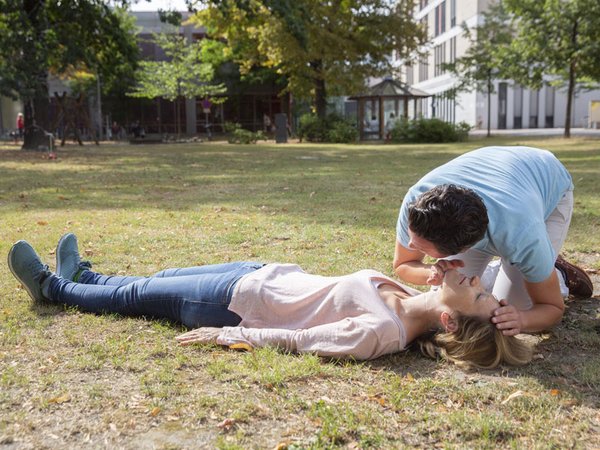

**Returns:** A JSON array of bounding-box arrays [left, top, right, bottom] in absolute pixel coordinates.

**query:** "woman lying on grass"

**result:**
[[8, 233, 532, 369]]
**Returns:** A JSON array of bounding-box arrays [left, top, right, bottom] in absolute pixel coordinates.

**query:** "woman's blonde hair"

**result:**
[[417, 315, 533, 369]]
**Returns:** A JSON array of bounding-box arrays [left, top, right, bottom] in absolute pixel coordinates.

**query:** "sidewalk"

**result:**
[[469, 127, 600, 137]]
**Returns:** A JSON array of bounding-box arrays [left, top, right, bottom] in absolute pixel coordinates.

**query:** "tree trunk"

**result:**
[[486, 75, 492, 138], [564, 19, 579, 139], [23, 93, 52, 150], [310, 60, 327, 119], [22, 0, 52, 150]]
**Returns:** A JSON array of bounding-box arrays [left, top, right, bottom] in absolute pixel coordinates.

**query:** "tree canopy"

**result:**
[[128, 33, 226, 137], [189, 0, 426, 118], [0, 0, 140, 148], [442, 4, 513, 137], [499, 0, 600, 137]]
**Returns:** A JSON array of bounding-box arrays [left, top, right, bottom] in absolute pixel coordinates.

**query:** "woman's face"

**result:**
[[439, 269, 499, 320]]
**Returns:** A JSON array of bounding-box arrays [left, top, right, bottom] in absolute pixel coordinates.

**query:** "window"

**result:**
[[514, 85, 523, 129], [419, 0, 429, 10], [450, 0, 456, 27], [449, 36, 457, 63], [432, 91, 455, 123], [434, 43, 446, 77], [435, 1, 446, 36], [406, 64, 414, 85], [529, 89, 539, 128], [420, 15, 428, 39], [419, 55, 429, 82]]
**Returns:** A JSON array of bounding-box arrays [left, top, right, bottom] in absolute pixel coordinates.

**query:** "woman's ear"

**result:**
[[440, 311, 458, 332]]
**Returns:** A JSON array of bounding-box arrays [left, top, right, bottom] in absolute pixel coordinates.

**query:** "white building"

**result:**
[[398, 0, 600, 130]]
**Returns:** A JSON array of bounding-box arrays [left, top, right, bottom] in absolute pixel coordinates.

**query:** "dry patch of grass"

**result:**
[[1, 138, 599, 448]]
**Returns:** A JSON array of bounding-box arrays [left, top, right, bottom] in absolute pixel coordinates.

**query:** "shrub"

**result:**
[[326, 119, 359, 143], [389, 118, 471, 143], [297, 114, 328, 142], [298, 113, 358, 143], [224, 122, 266, 144]]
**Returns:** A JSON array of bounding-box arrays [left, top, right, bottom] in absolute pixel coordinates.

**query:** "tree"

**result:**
[[0, 0, 139, 149], [189, 0, 426, 118], [501, 0, 600, 137], [128, 33, 226, 138], [442, 4, 513, 137]]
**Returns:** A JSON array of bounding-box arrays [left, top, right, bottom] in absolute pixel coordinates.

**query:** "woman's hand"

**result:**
[[176, 327, 222, 345], [426, 259, 465, 286], [491, 300, 523, 335]]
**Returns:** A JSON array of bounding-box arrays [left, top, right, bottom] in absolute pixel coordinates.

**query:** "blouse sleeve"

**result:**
[[217, 317, 397, 360]]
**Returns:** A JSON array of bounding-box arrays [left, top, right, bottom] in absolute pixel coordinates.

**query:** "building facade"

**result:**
[[397, 0, 600, 130]]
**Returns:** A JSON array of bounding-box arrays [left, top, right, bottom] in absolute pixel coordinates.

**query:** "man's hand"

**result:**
[[176, 327, 222, 345], [426, 259, 465, 286], [491, 299, 523, 336]]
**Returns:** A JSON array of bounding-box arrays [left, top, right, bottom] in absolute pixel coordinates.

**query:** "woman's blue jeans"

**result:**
[[46, 261, 264, 328]]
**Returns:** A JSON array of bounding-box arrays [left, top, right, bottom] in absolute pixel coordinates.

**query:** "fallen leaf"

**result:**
[[405, 372, 415, 381], [550, 389, 561, 396], [48, 393, 71, 404], [229, 343, 253, 352], [37, 221, 48, 226], [149, 407, 161, 417]]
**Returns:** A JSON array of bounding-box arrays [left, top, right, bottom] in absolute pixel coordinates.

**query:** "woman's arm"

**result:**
[[209, 319, 396, 360], [176, 327, 221, 345]]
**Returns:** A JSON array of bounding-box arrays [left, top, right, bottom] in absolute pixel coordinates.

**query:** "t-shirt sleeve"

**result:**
[[507, 223, 556, 282], [396, 196, 412, 246], [217, 318, 398, 360]]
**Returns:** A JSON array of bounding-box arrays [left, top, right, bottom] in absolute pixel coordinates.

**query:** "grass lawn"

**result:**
[[1, 136, 599, 449]]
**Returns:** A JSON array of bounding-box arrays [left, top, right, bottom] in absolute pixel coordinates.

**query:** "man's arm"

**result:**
[[492, 270, 565, 335], [393, 240, 432, 285]]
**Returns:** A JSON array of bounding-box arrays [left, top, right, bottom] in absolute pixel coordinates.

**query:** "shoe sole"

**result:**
[[7, 241, 39, 302], [56, 232, 76, 279]]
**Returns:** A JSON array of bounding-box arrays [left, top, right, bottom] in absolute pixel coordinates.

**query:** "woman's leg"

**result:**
[[492, 191, 573, 309], [46, 262, 264, 328], [78, 261, 259, 287]]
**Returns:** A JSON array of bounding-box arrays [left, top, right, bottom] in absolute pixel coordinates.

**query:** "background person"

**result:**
[[393, 146, 593, 337], [16, 112, 24, 140], [8, 233, 532, 369]]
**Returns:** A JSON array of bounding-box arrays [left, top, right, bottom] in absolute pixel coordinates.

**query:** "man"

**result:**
[[394, 146, 593, 336]]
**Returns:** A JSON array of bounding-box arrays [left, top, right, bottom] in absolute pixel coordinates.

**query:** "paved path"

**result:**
[[469, 128, 600, 137]]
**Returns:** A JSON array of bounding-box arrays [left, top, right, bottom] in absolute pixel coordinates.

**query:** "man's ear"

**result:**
[[440, 311, 458, 332]]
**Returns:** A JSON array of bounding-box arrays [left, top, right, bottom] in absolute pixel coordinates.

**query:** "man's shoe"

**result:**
[[56, 233, 91, 281], [555, 255, 594, 298], [8, 241, 51, 302]]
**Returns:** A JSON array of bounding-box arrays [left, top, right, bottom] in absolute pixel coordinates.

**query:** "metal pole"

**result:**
[[96, 71, 103, 140]]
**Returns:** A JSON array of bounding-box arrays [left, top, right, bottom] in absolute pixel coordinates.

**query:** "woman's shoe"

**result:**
[[8, 241, 51, 302], [56, 233, 91, 281]]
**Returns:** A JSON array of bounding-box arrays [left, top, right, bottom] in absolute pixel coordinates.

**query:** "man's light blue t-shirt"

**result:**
[[396, 146, 573, 282]]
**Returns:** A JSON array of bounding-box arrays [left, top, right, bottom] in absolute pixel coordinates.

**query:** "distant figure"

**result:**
[[16, 113, 24, 140], [385, 112, 396, 140], [111, 122, 121, 141], [263, 114, 272, 133]]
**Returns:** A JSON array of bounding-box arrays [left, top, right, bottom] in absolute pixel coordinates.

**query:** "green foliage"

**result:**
[[191, 0, 426, 117], [389, 118, 470, 143], [297, 114, 358, 143], [0, 0, 139, 148], [223, 122, 266, 144], [499, 0, 600, 136], [128, 33, 226, 102], [442, 3, 513, 137]]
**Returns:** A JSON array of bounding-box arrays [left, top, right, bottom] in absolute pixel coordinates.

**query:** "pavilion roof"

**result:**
[[349, 78, 431, 99]]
